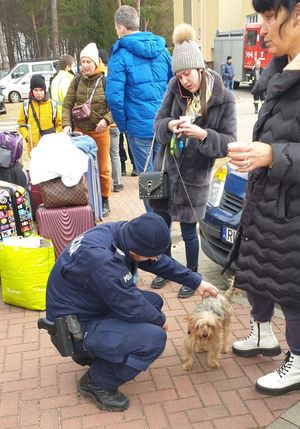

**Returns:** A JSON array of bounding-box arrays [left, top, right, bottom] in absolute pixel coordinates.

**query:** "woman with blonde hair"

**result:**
[[150, 24, 237, 297], [62, 43, 113, 217]]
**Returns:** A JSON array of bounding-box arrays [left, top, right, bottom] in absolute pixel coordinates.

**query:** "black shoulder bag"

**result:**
[[138, 134, 169, 200]]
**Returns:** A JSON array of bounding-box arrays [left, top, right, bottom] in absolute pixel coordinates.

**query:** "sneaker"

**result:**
[[78, 372, 129, 411], [151, 276, 167, 289], [102, 197, 110, 218], [113, 184, 124, 192], [232, 319, 281, 357], [256, 351, 300, 396], [177, 285, 195, 299], [131, 169, 138, 177]]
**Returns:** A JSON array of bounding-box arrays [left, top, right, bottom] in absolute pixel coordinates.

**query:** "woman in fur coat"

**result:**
[[150, 23, 237, 298]]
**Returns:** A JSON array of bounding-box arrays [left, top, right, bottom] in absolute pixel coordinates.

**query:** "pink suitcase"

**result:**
[[36, 204, 94, 258]]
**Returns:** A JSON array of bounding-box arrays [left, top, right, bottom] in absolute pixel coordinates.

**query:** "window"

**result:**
[[183, 0, 192, 24], [11, 64, 29, 79], [247, 14, 258, 23], [32, 63, 53, 72], [246, 30, 257, 47]]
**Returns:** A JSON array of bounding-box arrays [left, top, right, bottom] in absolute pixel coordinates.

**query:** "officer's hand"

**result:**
[[196, 280, 218, 298], [162, 322, 168, 332]]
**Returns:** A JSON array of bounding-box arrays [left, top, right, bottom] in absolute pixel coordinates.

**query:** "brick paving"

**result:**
[[0, 90, 299, 428], [0, 173, 299, 429]]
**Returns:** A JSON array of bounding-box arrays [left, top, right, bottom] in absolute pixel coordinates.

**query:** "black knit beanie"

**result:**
[[30, 74, 46, 91], [123, 213, 171, 257]]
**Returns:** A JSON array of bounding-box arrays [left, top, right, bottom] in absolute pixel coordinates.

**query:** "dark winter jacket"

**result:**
[[152, 71, 237, 223], [222, 62, 235, 84], [46, 222, 202, 324], [62, 62, 112, 132], [230, 55, 300, 308], [106, 31, 172, 138]]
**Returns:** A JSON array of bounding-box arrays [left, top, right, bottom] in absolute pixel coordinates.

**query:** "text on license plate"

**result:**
[[222, 226, 237, 244]]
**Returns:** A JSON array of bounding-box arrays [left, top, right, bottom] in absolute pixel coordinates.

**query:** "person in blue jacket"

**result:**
[[46, 213, 218, 412], [221, 56, 235, 90], [106, 5, 172, 191]]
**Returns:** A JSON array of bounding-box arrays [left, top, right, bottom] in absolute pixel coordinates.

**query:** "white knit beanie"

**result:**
[[172, 24, 205, 74], [80, 42, 99, 66]]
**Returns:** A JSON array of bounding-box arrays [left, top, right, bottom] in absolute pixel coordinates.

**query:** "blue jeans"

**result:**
[[127, 133, 160, 212], [224, 79, 234, 90], [126, 134, 159, 174], [155, 210, 199, 270]]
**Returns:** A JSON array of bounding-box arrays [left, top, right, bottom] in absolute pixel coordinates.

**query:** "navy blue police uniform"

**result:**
[[46, 218, 202, 391]]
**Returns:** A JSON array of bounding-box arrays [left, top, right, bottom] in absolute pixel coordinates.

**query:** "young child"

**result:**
[[18, 74, 62, 166]]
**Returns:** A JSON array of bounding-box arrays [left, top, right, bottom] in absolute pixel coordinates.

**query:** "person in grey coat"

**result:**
[[227, 0, 300, 397], [150, 23, 237, 298]]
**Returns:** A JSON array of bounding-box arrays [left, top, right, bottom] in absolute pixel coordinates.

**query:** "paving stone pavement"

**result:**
[[0, 90, 299, 428]]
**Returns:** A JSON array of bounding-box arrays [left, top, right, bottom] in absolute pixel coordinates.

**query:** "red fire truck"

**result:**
[[213, 23, 272, 88]]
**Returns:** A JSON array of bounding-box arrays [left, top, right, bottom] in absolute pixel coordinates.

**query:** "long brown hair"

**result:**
[[199, 69, 208, 123]]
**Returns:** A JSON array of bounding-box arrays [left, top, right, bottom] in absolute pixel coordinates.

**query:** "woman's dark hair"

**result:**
[[252, 0, 300, 37], [252, 0, 299, 14]]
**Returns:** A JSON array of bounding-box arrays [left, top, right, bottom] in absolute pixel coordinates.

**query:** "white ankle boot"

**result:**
[[256, 351, 300, 395], [232, 319, 281, 357]]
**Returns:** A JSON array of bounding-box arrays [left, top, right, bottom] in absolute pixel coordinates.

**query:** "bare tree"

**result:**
[[51, 0, 59, 57], [0, 22, 9, 69], [117, 0, 122, 7], [136, 0, 141, 17]]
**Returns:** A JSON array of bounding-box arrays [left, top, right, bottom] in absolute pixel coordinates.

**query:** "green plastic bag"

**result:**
[[1, 236, 55, 310]]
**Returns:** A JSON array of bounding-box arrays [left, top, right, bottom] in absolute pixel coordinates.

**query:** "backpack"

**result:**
[[23, 99, 57, 126], [0, 131, 23, 168]]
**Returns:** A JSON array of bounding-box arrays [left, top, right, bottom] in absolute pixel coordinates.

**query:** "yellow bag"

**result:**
[[1, 236, 55, 310]]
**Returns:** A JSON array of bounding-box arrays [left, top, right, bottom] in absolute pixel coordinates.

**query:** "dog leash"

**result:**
[[171, 152, 233, 284]]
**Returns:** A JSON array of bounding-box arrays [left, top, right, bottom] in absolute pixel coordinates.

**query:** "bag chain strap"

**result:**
[[143, 133, 167, 173]]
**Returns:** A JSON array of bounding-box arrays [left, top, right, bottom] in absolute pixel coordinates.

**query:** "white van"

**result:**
[[0, 60, 58, 87], [1, 71, 54, 103]]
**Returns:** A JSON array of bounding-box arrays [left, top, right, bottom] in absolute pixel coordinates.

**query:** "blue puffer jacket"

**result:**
[[106, 32, 172, 138]]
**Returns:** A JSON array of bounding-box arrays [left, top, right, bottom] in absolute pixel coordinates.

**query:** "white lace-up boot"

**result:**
[[232, 319, 281, 357], [256, 351, 300, 395]]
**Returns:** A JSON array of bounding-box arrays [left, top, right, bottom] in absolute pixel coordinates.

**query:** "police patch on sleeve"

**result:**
[[119, 270, 133, 287]]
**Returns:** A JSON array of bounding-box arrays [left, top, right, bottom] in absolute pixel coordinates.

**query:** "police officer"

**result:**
[[46, 213, 218, 412]]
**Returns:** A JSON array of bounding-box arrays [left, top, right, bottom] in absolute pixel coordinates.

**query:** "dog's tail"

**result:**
[[224, 276, 235, 303]]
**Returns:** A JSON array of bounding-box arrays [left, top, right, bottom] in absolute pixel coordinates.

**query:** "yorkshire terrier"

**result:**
[[181, 293, 233, 370]]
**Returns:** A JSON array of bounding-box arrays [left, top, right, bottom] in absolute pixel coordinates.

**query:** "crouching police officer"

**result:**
[[46, 213, 218, 412]]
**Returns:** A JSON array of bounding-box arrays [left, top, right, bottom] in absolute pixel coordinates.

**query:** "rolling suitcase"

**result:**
[[35, 204, 94, 258], [70, 134, 102, 221], [0, 180, 34, 241]]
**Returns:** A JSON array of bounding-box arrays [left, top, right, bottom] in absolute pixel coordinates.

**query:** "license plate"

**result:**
[[222, 226, 237, 244]]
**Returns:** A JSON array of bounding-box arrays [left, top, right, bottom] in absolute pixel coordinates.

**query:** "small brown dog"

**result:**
[[182, 294, 233, 370]]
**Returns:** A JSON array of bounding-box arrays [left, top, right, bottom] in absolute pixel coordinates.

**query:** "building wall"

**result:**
[[173, 0, 256, 63]]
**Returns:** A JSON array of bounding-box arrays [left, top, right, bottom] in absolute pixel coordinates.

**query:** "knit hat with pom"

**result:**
[[172, 23, 205, 73], [80, 42, 99, 66]]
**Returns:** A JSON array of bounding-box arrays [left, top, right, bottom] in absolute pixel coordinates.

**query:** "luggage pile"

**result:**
[[0, 129, 34, 242], [0, 129, 53, 311], [31, 133, 100, 258]]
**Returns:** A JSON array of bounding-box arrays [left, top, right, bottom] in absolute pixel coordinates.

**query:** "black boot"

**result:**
[[102, 197, 110, 218], [177, 266, 198, 299], [78, 372, 129, 411], [121, 161, 126, 176], [151, 276, 168, 289]]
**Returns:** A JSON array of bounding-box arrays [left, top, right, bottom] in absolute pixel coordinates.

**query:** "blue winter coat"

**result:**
[[106, 32, 172, 138]]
